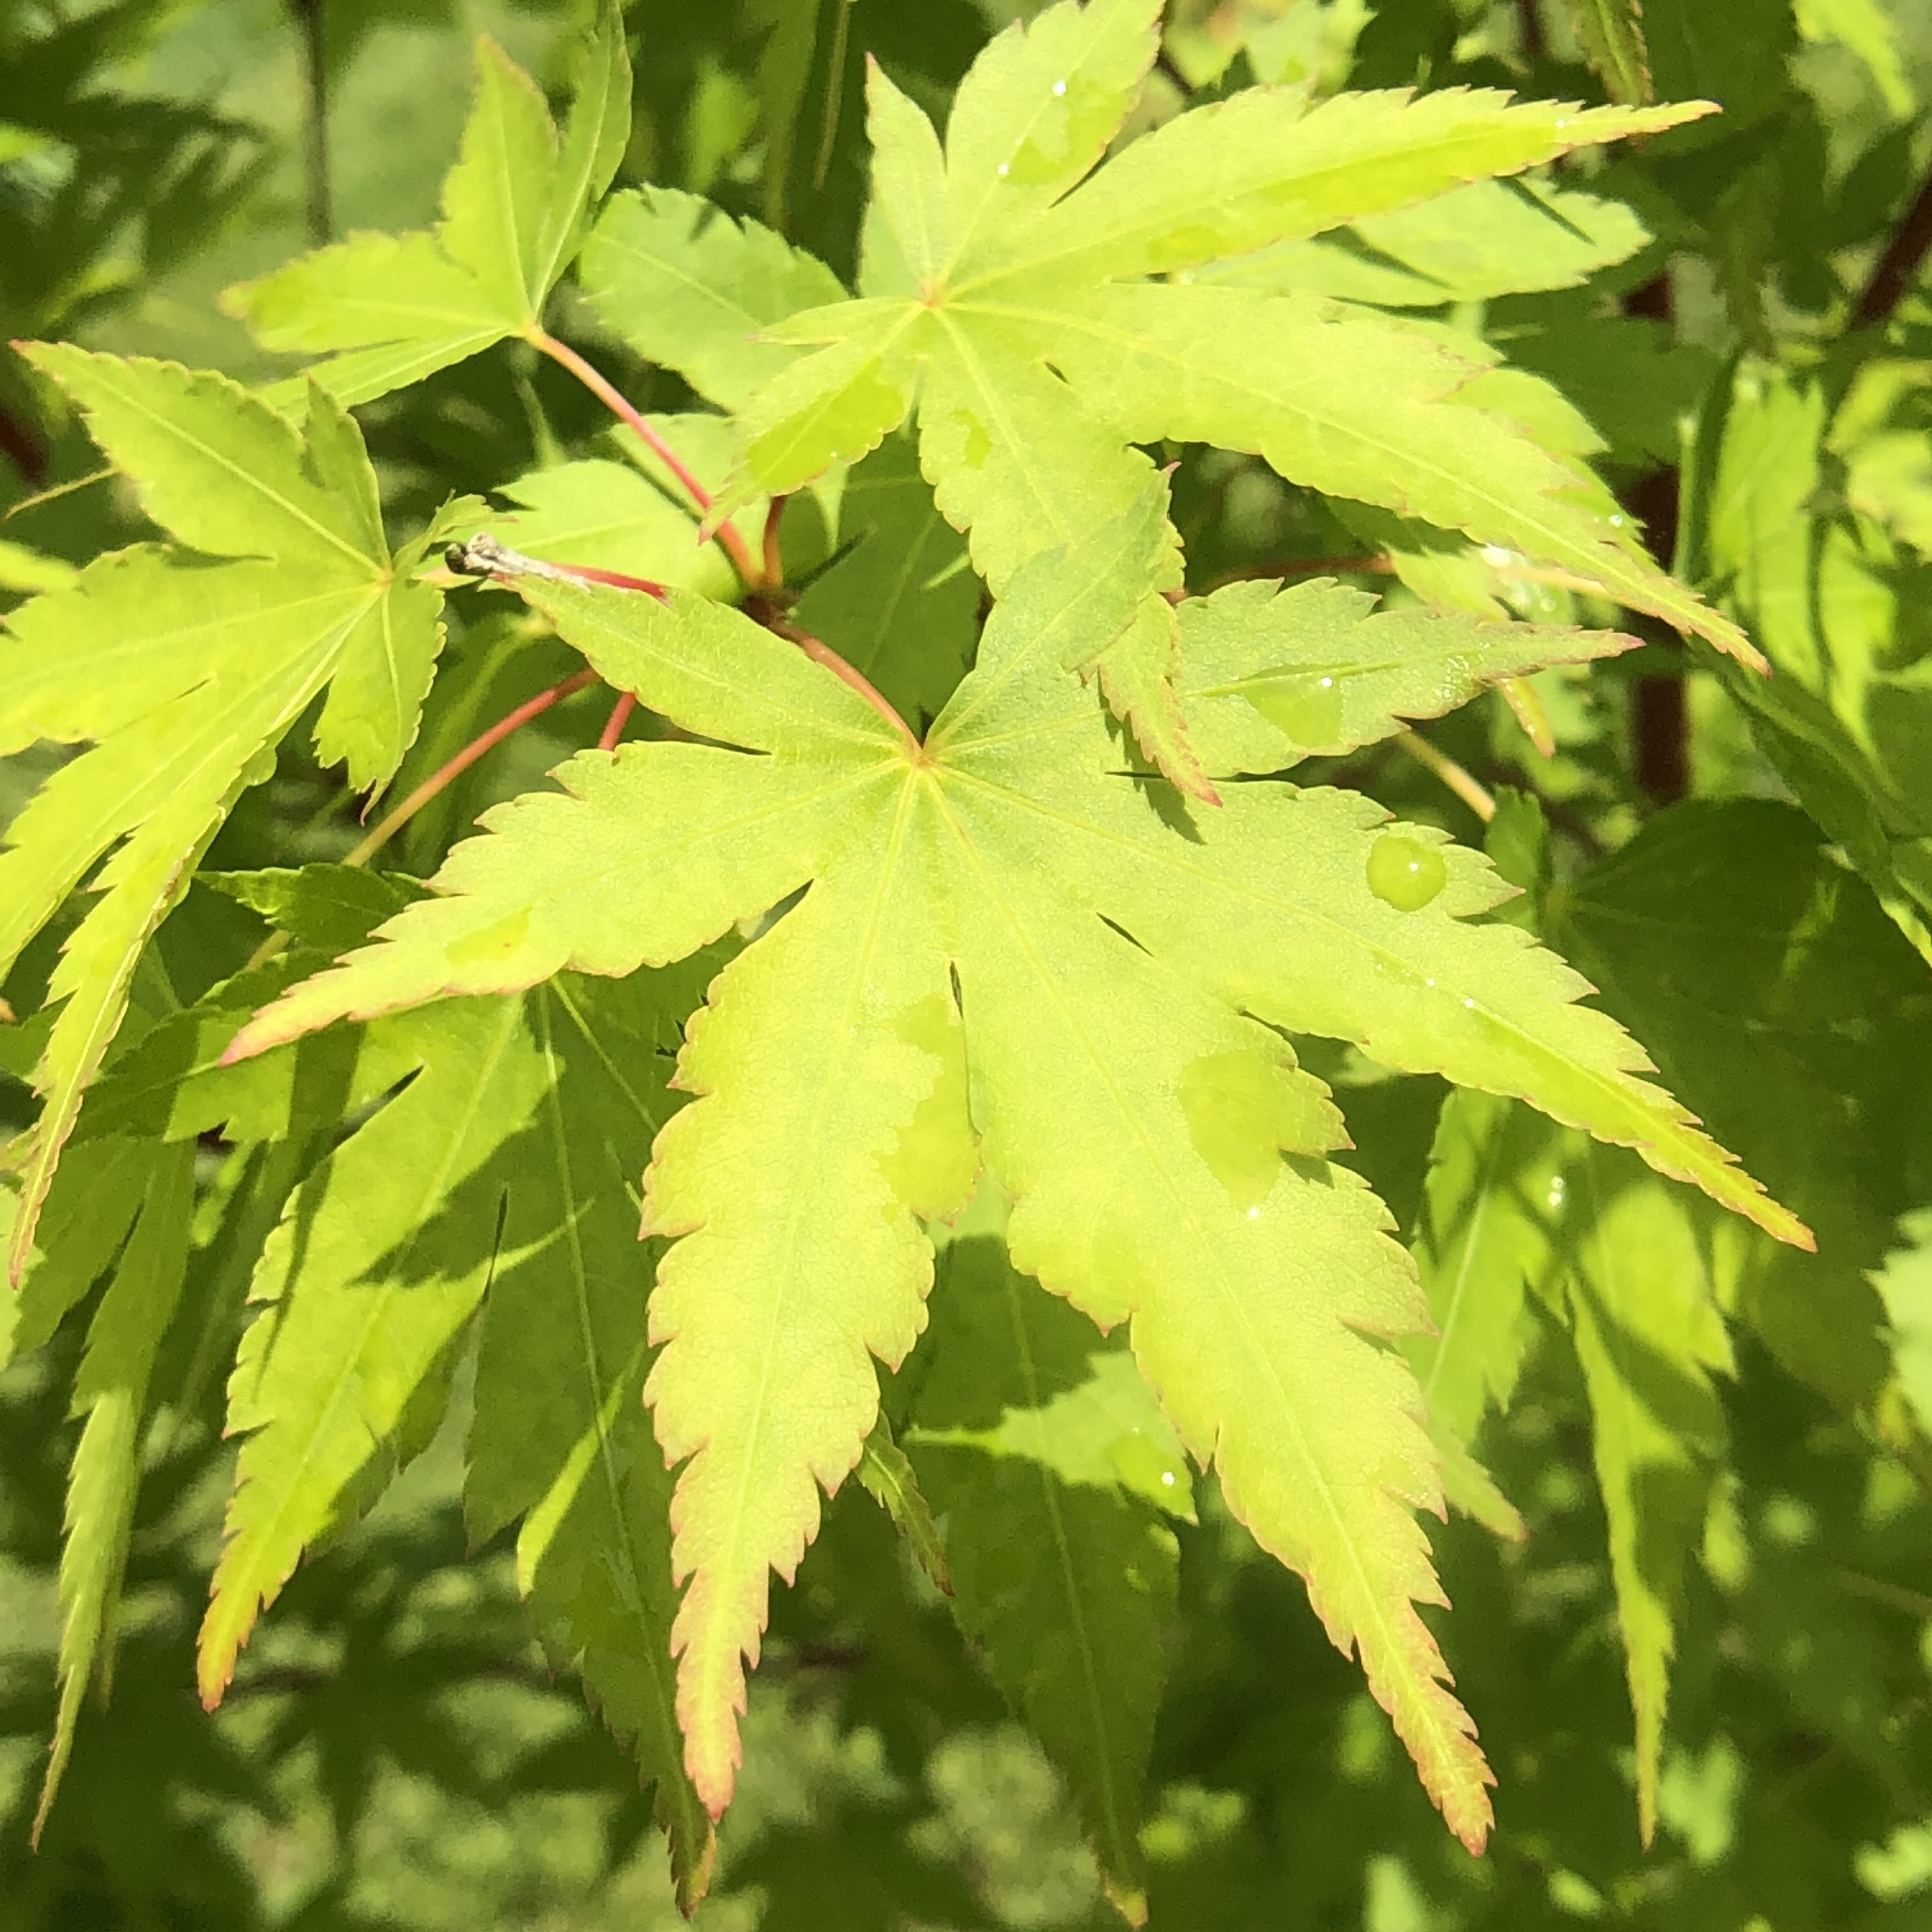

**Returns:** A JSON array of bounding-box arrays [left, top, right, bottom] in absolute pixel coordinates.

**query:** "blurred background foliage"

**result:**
[[7, 0, 1932, 1926]]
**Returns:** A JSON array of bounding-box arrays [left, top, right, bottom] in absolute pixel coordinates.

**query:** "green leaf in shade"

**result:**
[[1795, 0, 1914, 119], [464, 972, 717, 1910], [223, 507, 1802, 1848], [905, 1221, 1189, 1924], [1406, 1089, 1568, 1531], [1566, 0, 1655, 105], [792, 433, 979, 726], [199, 864, 427, 958], [580, 186, 848, 411], [196, 996, 551, 1706], [1549, 1144, 1731, 1847], [1552, 800, 1932, 1421], [1701, 362, 1932, 964], [0, 1138, 159, 1371], [222, 1, 630, 408], [1876, 1210, 1932, 1440], [34, 1141, 195, 1842], [0, 353, 440, 1279]]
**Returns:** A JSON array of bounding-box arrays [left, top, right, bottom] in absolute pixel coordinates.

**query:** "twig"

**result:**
[[1837, 1568, 1932, 1620], [1396, 730, 1496, 822], [0, 389, 47, 487], [813, 0, 856, 192], [1515, 0, 1546, 63], [526, 329, 762, 588], [597, 691, 636, 750], [344, 668, 599, 868], [762, 495, 788, 590], [1853, 166, 1932, 328], [288, 0, 332, 244]]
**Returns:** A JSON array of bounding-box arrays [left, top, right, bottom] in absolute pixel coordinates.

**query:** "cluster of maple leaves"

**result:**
[[0, 0, 1825, 1913]]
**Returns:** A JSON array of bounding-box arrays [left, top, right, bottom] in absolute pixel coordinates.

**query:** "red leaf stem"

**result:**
[[345, 668, 600, 868], [528, 328, 762, 588]]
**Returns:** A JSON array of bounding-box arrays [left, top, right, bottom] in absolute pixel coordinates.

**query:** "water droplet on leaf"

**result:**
[[1241, 668, 1346, 747], [1367, 834, 1447, 911]]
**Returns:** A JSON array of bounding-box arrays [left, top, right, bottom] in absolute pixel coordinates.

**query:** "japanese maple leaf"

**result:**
[[601, 0, 1756, 792], [0, 349, 447, 1276], [225, 487, 1805, 1848]]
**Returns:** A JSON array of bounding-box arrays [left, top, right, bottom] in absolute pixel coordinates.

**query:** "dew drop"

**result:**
[[997, 161, 1010, 177], [1547, 1174, 1567, 1213], [1366, 834, 1448, 912], [1052, 76, 1068, 95]]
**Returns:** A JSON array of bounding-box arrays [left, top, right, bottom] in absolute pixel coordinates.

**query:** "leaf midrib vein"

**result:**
[[930, 784, 1469, 1785]]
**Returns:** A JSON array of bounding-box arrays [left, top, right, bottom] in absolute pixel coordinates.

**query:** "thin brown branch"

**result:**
[[288, 0, 332, 244], [0, 389, 47, 488], [1853, 166, 1932, 328]]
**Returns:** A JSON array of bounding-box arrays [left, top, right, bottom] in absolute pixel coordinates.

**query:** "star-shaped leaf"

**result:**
[[225, 490, 1804, 1848], [1, 348, 446, 1276], [686, 0, 1751, 792], [222, 0, 629, 408]]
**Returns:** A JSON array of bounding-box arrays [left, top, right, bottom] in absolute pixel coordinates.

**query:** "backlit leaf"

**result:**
[[0, 355, 440, 1277], [225, 506, 1800, 1844], [222, 1, 631, 408], [36, 1142, 195, 1841]]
